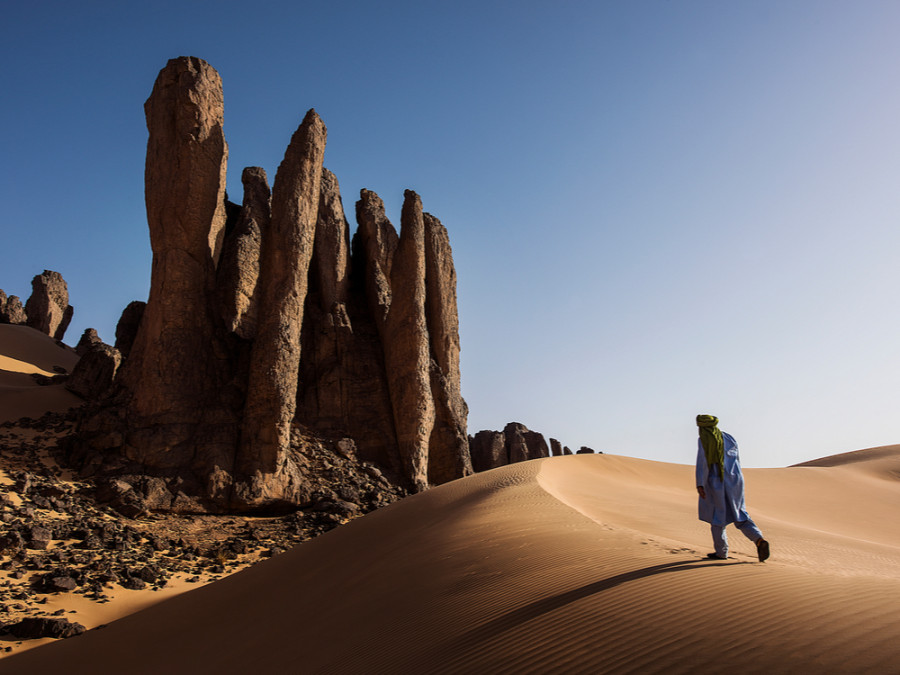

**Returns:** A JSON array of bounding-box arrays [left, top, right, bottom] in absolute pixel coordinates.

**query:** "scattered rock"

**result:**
[[27, 526, 52, 550], [3, 617, 86, 640]]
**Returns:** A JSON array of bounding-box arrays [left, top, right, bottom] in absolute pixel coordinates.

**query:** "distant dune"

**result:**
[[8, 448, 900, 672], [0, 324, 80, 424]]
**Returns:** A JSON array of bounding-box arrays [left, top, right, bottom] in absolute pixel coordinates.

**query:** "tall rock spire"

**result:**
[[423, 213, 472, 483], [382, 191, 436, 490], [235, 109, 327, 509], [116, 56, 238, 506]]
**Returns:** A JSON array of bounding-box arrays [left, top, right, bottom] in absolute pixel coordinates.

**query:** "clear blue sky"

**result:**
[[3, 1, 900, 468]]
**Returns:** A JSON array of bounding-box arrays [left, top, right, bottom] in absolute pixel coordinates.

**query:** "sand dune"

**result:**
[[7, 448, 900, 673], [0, 324, 81, 423]]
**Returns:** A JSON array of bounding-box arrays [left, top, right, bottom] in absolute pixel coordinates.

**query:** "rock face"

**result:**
[[115, 301, 146, 358], [0, 290, 27, 325], [24, 271, 73, 340], [423, 213, 471, 484], [216, 167, 269, 339], [66, 343, 122, 400], [469, 423, 550, 472], [75, 329, 103, 356], [550, 438, 562, 457], [469, 430, 507, 472], [108, 56, 239, 509], [235, 109, 327, 510], [4, 295, 27, 325], [67, 56, 471, 513], [381, 192, 435, 491]]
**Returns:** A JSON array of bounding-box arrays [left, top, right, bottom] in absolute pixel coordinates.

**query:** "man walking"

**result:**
[[696, 414, 770, 562]]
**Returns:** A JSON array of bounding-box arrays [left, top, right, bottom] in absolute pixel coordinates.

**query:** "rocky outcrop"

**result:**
[[355, 190, 398, 330], [0, 290, 27, 325], [66, 343, 122, 401], [216, 167, 270, 339], [110, 56, 240, 507], [469, 423, 551, 471], [505, 422, 549, 464], [67, 56, 471, 513], [114, 301, 145, 358], [313, 169, 351, 311], [235, 109, 327, 510], [423, 213, 471, 484], [577, 446, 597, 454], [75, 329, 103, 356], [381, 192, 435, 491], [24, 271, 73, 340], [4, 296, 27, 325], [296, 173, 401, 480], [550, 438, 562, 457], [469, 430, 507, 472]]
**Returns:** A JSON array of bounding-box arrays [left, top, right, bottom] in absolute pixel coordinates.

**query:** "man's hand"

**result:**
[[697, 486, 706, 499]]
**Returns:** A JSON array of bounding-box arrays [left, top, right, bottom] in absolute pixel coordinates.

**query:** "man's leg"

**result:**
[[736, 518, 770, 562], [735, 518, 763, 543], [710, 524, 728, 558]]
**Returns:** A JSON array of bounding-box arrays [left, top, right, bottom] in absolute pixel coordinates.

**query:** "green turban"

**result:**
[[697, 414, 724, 480]]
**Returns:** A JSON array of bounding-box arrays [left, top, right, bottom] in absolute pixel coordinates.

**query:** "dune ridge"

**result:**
[[6, 450, 900, 673], [0, 325, 81, 424]]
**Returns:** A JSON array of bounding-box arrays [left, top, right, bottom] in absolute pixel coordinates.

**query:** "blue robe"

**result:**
[[696, 432, 751, 526]]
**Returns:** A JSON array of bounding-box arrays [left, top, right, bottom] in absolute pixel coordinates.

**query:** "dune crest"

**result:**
[[0, 325, 80, 424]]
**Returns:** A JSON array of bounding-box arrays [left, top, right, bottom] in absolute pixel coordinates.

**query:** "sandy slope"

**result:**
[[6, 448, 900, 674], [0, 324, 81, 423]]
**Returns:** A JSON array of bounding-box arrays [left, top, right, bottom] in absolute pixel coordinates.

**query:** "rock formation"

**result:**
[[235, 108, 327, 510], [216, 167, 269, 340], [66, 56, 471, 513], [4, 296, 27, 325], [107, 56, 240, 509], [75, 329, 103, 356], [550, 438, 562, 457], [381, 191, 435, 491], [66, 343, 122, 400], [114, 301, 145, 358], [24, 271, 73, 340], [423, 213, 471, 484], [469, 423, 550, 472], [469, 430, 507, 473]]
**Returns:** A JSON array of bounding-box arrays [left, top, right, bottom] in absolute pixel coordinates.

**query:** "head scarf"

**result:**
[[696, 414, 724, 479]]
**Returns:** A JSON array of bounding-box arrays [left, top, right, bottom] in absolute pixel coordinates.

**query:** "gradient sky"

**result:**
[[3, 1, 899, 468]]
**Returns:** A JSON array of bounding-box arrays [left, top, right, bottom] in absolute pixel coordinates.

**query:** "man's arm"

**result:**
[[696, 440, 708, 499]]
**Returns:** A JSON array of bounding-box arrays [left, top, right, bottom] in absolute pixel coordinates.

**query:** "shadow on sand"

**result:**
[[449, 557, 749, 652]]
